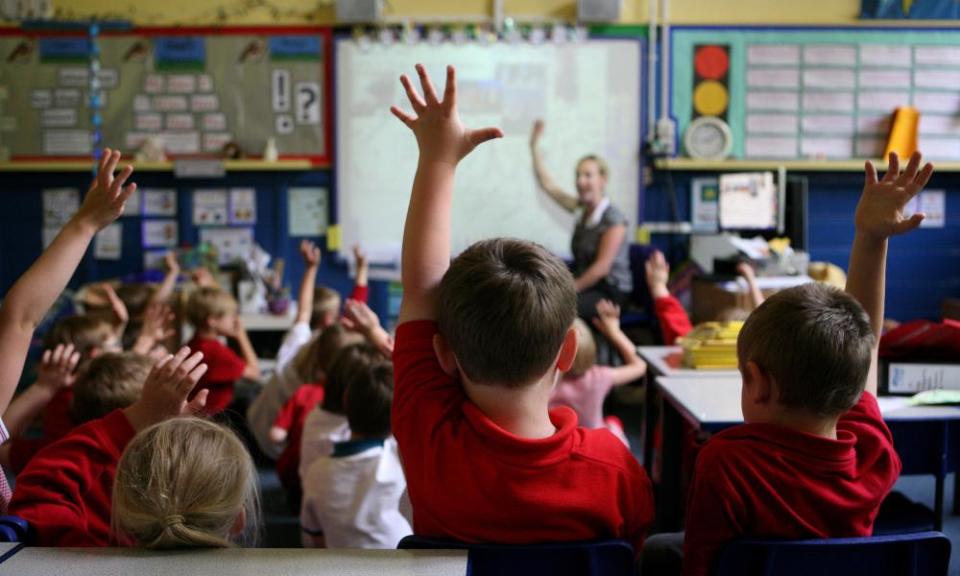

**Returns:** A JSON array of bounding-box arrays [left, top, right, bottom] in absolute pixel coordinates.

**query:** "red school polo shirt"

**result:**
[[9, 409, 136, 546], [392, 320, 654, 550], [187, 336, 246, 415], [682, 391, 901, 576]]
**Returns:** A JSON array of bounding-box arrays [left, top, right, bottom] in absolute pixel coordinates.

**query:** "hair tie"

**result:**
[[163, 514, 185, 528]]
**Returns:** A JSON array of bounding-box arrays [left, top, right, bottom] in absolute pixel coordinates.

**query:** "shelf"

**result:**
[[0, 159, 321, 172], [657, 158, 960, 172]]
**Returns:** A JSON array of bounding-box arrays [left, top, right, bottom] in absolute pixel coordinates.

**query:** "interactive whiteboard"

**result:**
[[335, 38, 643, 266]]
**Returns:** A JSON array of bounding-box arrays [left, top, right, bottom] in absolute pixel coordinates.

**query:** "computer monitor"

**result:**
[[717, 172, 779, 232]]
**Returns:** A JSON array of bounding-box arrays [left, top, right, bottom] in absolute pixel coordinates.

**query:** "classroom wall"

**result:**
[[22, 0, 862, 26]]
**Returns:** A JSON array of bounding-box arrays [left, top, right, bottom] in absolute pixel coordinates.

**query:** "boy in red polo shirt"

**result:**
[[388, 65, 653, 550], [185, 287, 260, 415], [642, 152, 929, 576]]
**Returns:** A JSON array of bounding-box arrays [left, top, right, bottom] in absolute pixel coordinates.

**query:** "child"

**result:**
[[389, 65, 653, 548], [273, 324, 363, 511], [71, 353, 153, 425], [299, 300, 394, 480], [9, 344, 209, 546], [301, 358, 410, 548], [112, 417, 260, 549], [0, 149, 135, 513], [246, 243, 368, 457], [550, 299, 647, 445], [645, 252, 762, 345], [185, 287, 260, 415], [671, 152, 928, 576]]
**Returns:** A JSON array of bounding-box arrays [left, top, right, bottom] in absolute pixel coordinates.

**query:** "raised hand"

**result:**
[[858, 151, 934, 241], [592, 299, 622, 336], [98, 283, 130, 327], [164, 251, 181, 276], [644, 251, 670, 299], [36, 344, 81, 393], [341, 299, 381, 334], [390, 64, 503, 165], [123, 347, 208, 431], [75, 148, 138, 232], [300, 239, 321, 268], [530, 119, 545, 147]]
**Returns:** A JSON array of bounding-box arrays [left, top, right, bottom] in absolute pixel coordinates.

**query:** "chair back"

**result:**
[[713, 531, 952, 576], [398, 535, 636, 576]]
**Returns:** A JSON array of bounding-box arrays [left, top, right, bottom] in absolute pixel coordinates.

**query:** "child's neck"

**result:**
[[767, 410, 839, 440], [194, 327, 219, 339], [463, 378, 556, 439]]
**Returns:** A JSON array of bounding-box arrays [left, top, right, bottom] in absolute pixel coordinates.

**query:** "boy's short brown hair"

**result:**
[[71, 353, 152, 424], [737, 283, 875, 417], [44, 315, 115, 358], [345, 360, 394, 438], [311, 287, 341, 329], [293, 323, 363, 385], [322, 343, 385, 415], [185, 287, 237, 328], [438, 238, 577, 387]]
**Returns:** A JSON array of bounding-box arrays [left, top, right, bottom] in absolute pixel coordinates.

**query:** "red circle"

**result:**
[[695, 45, 729, 81]]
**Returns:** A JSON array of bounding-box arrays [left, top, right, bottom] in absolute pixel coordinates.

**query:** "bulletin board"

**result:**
[[0, 26, 331, 164], [671, 26, 960, 161]]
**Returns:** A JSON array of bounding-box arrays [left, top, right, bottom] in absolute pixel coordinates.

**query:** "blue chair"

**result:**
[[0, 515, 31, 543], [712, 531, 951, 576], [398, 535, 636, 576]]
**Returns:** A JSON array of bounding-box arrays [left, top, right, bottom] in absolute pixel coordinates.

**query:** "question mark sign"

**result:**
[[297, 83, 319, 124]]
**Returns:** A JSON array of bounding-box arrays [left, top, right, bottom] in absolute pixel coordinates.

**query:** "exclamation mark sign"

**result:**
[[273, 69, 291, 112]]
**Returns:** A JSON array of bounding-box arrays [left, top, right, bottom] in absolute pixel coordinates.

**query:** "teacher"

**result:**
[[530, 120, 633, 319]]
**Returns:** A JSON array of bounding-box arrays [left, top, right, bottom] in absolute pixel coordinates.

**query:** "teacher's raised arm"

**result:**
[[529, 120, 633, 319]]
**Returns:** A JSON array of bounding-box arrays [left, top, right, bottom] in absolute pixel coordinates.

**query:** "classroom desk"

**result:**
[[0, 547, 467, 576], [0, 543, 22, 565], [654, 375, 960, 532], [636, 346, 739, 482]]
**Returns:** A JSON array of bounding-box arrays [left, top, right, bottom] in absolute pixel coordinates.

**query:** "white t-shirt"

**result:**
[[299, 407, 351, 480], [300, 437, 412, 549], [246, 334, 312, 459]]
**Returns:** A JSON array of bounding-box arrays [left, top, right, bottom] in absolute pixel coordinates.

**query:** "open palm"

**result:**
[[857, 151, 933, 241]]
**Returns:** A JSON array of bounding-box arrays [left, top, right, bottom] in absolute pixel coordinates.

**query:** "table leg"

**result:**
[[657, 397, 683, 532], [643, 373, 657, 477]]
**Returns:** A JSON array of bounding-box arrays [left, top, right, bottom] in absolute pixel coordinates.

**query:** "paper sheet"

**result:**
[[914, 70, 960, 89], [747, 44, 800, 65], [855, 138, 885, 158], [801, 137, 854, 158], [143, 250, 168, 270], [914, 46, 960, 66], [803, 45, 856, 66], [802, 92, 854, 112], [718, 172, 778, 230], [142, 219, 178, 248], [858, 70, 911, 89], [857, 91, 910, 112], [229, 188, 257, 225], [803, 68, 856, 89], [288, 187, 328, 236], [42, 188, 80, 228], [199, 227, 255, 264], [903, 189, 946, 228], [746, 91, 799, 111], [122, 188, 142, 217], [143, 189, 177, 216], [919, 114, 960, 136], [193, 189, 229, 225], [917, 137, 960, 160], [747, 68, 800, 89], [94, 223, 122, 260], [746, 114, 798, 135], [802, 115, 855, 134], [860, 45, 911, 67], [913, 91, 960, 114], [744, 136, 797, 158], [857, 114, 892, 134], [691, 178, 719, 233]]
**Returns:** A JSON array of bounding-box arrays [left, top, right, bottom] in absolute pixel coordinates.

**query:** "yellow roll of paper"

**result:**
[[884, 106, 919, 160]]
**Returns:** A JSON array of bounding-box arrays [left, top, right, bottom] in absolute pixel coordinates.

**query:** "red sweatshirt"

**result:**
[[654, 295, 694, 345], [8, 409, 135, 546]]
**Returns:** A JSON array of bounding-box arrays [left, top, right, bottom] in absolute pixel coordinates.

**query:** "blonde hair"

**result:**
[[71, 353, 152, 424], [311, 286, 342, 329], [569, 318, 596, 378], [112, 418, 260, 549], [43, 315, 115, 359], [185, 287, 237, 328], [576, 154, 609, 179], [293, 324, 363, 384]]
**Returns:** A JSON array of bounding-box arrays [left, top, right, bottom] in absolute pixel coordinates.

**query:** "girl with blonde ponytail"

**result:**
[[112, 417, 260, 548]]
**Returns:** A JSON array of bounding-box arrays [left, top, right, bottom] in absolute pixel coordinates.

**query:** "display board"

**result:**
[[672, 27, 960, 161], [0, 27, 330, 164], [335, 38, 643, 264]]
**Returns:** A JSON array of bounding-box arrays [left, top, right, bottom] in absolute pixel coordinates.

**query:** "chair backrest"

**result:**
[[713, 531, 952, 576], [0, 515, 30, 544], [398, 535, 636, 576]]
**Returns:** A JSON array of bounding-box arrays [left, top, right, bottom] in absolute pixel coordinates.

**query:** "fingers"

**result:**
[[399, 73, 426, 112], [390, 105, 417, 128], [112, 164, 134, 195], [897, 151, 922, 186], [41, 348, 53, 366], [883, 151, 900, 182], [914, 161, 934, 190], [416, 63, 440, 106], [67, 350, 81, 372], [864, 160, 878, 186], [185, 388, 209, 415], [468, 127, 505, 148], [442, 65, 456, 112]]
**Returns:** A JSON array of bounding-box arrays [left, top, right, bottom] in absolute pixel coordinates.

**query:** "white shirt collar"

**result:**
[[584, 197, 610, 229]]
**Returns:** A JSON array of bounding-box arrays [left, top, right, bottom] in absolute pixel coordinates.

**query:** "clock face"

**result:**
[[686, 117, 732, 160]]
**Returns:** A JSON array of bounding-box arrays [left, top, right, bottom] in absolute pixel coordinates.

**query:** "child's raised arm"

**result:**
[[122, 346, 208, 432], [295, 240, 321, 326], [592, 300, 647, 385], [847, 151, 932, 396], [736, 261, 764, 310], [0, 149, 135, 413], [391, 64, 502, 323], [150, 251, 181, 305]]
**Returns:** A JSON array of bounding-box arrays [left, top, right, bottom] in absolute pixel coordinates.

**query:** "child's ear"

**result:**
[[89, 346, 104, 359], [742, 360, 774, 405], [556, 327, 578, 372], [229, 507, 246, 537], [432, 333, 459, 377]]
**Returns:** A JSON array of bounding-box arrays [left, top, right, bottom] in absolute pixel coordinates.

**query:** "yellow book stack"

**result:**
[[678, 321, 744, 370]]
